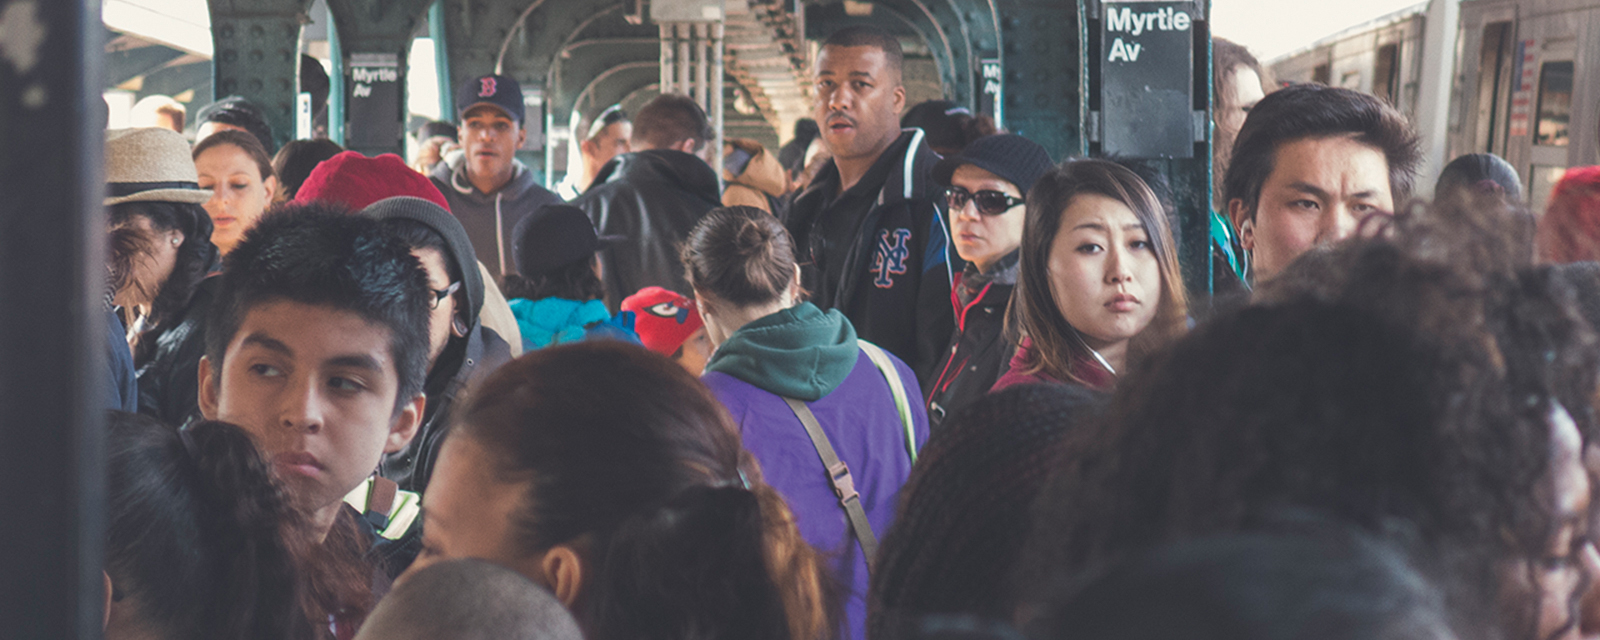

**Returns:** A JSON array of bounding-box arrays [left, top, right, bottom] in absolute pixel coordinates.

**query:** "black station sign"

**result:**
[[1100, 1, 1197, 158]]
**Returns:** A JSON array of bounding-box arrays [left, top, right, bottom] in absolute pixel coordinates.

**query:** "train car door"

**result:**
[[1527, 41, 1575, 215]]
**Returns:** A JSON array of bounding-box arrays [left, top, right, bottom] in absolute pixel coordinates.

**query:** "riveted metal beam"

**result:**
[[436, 0, 528, 100], [325, 0, 436, 155], [993, 0, 1083, 160], [207, 0, 315, 149]]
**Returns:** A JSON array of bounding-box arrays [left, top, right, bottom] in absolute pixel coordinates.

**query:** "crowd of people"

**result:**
[[92, 21, 1600, 640]]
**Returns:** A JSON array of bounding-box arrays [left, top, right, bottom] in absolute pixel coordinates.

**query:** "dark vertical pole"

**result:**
[[993, 0, 1086, 161], [0, 0, 107, 638]]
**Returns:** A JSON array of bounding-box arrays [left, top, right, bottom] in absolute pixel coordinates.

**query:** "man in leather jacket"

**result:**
[[573, 94, 722, 310]]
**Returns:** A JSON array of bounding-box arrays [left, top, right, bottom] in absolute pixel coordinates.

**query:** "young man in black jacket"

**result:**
[[573, 94, 722, 310], [785, 26, 956, 382]]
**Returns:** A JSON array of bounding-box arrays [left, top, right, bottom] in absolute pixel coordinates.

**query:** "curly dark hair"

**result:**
[[868, 383, 1107, 639]]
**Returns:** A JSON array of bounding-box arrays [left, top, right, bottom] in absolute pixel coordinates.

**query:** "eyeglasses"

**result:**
[[944, 187, 1025, 216], [429, 281, 462, 310]]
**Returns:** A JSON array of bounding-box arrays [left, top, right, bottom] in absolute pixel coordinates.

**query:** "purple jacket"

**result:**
[[701, 303, 929, 640]]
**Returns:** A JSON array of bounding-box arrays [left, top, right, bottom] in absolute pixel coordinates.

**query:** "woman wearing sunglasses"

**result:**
[[923, 134, 1055, 429], [994, 159, 1188, 392]]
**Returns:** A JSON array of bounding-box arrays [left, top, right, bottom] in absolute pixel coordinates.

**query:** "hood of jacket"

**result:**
[[589, 148, 721, 204], [723, 138, 787, 197], [365, 197, 485, 328], [510, 297, 613, 349], [703, 302, 859, 402], [432, 154, 542, 207]]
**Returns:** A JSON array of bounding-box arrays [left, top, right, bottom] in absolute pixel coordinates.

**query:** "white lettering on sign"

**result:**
[[353, 84, 373, 97], [352, 67, 399, 84], [1108, 38, 1143, 62], [1106, 6, 1191, 36]]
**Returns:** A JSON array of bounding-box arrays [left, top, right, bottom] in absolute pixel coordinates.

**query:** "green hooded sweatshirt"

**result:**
[[703, 302, 859, 402]]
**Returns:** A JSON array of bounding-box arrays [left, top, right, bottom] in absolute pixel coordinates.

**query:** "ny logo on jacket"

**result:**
[[872, 228, 912, 288]]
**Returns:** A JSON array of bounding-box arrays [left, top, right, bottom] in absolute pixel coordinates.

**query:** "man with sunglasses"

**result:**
[[923, 133, 1053, 429]]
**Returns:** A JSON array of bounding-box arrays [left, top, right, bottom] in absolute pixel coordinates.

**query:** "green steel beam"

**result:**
[[207, 0, 315, 149]]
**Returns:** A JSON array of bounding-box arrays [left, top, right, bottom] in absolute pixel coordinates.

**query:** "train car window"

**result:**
[[1374, 43, 1400, 105], [1474, 22, 1514, 155], [1534, 61, 1573, 147]]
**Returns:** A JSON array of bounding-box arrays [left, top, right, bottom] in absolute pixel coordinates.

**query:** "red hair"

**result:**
[[1537, 165, 1600, 263]]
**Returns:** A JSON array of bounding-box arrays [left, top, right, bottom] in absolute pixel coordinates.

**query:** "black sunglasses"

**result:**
[[944, 187, 1025, 216]]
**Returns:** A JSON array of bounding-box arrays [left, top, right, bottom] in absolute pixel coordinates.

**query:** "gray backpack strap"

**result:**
[[782, 396, 880, 571]]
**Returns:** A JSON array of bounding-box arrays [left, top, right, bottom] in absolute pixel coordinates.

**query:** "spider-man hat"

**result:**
[[621, 287, 704, 357]]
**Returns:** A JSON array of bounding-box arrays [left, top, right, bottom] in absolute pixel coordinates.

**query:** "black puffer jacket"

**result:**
[[922, 251, 1018, 430], [369, 197, 513, 494], [134, 275, 218, 425], [574, 149, 722, 309]]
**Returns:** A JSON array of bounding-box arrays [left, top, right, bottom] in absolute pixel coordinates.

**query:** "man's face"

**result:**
[[813, 45, 906, 163], [460, 105, 526, 184], [415, 247, 458, 369], [1234, 134, 1393, 281], [583, 121, 632, 171], [1217, 66, 1265, 147], [199, 300, 422, 528]]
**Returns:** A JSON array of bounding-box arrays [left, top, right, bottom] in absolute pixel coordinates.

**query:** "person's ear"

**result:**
[[788, 264, 803, 301], [197, 356, 219, 419], [1230, 199, 1255, 252], [384, 394, 426, 454], [674, 138, 699, 154], [516, 126, 528, 150], [451, 313, 469, 338], [580, 138, 598, 158], [892, 84, 906, 115], [540, 545, 584, 607], [262, 175, 278, 202]]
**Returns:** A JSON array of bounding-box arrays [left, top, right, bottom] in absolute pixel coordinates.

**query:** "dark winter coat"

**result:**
[[784, 129, 956, 382], [923, 251, 1018, 430], [574, 148, 723, 310], [133, 275, 218, 425]]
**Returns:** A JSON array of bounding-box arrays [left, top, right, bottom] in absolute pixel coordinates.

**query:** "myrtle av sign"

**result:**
[[1101, 1, 1197, 158]]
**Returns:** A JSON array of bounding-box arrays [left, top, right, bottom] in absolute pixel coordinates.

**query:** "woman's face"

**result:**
[[412, 435, 549, 585], [1045, 193, 1163, 350], [1529, 403, 1598, 640], [195, 143, 276, 255], [116, 215, 182, 308]]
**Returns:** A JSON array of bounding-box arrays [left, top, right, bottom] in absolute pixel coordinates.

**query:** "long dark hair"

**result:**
[[502, 258, 605, 302], [1008, 159, 1188, 384], [107, 200, 218, 359], [454, 341, 836, 640], [106, 413, 305, 640]]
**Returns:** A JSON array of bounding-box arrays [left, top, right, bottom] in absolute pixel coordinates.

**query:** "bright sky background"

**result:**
[[1212, 0, 1429, 61]]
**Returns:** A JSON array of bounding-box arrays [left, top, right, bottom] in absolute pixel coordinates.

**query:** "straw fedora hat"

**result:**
[[105, 127, 213, 206]]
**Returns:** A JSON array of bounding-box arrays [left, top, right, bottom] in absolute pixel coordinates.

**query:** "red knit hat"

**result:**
[[293, 151, 451, 212], [622, 287, 705, 357]]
